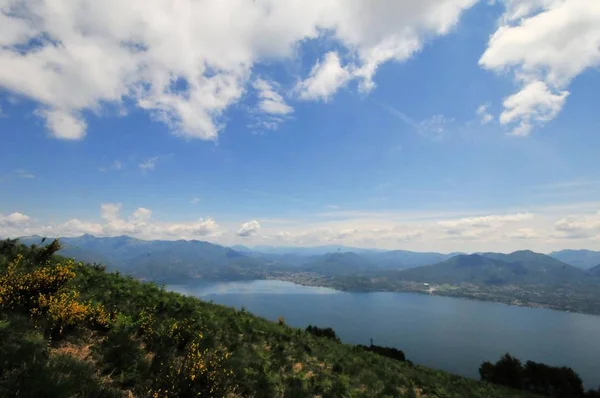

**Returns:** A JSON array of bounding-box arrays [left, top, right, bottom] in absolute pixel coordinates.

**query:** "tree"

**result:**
[[479, 353, 523, 390]]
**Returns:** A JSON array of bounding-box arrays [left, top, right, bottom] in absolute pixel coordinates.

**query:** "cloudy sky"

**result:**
[[1, 0, 599, 253]]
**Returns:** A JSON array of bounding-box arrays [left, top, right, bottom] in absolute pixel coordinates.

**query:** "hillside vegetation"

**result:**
[[0, 239, 540, 398], [396, 251, 587, 286]]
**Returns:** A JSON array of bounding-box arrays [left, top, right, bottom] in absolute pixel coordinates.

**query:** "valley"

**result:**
[[19, 234, 600, 316]]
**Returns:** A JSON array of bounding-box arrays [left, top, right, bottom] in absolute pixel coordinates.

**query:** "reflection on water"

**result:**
[[168, 279, 340, 296], [168, 279, 600, 388]]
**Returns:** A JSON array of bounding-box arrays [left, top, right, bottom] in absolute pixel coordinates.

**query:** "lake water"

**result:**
[[168, 280, 600, 388]]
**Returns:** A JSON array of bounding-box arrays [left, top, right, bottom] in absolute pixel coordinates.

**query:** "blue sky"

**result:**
[[1, 0, 599, 252]]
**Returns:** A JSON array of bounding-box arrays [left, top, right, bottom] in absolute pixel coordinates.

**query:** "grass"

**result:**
[[0, 241, 539, 397]]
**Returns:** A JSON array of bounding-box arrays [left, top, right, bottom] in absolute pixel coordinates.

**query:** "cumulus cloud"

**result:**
[[2, 205, 600, 252], [554, 211, 600, 239], [131, 208, 152, 223], [0, 0, 477, 140], [480, 0, 600, 136], [64, 204, 218, 240], [251, 78, 293, 131], [0, 212, 30, 227], [237, 220, 261, 237], [35, 109, 87, 140], [476, 104, 494, 124], [254, 79, 293, 115], [297, 52, 352, 101], [499, 81, 568, 136]]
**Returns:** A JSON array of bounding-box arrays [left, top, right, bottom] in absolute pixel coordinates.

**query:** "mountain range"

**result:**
[[12, 234, 600, 287], [548, 249, 600, 269], [394, 251, 589, 286]]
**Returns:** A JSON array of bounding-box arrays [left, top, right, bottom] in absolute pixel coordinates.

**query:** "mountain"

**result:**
[[0, 241, 535, 397], [396, 251, 588, 286], [250, 244, 383, 256], [361, 250, 459, 270], [589, 264, 600, 277], [230, 244, 252, 253], [20, 234, 267, 283], [19, 235, 460, 275], [301, 252, 375, 275], [549, 249, 600, 269]]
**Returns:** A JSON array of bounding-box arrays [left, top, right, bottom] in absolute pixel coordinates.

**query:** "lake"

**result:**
[[168, 279, 600, 388]]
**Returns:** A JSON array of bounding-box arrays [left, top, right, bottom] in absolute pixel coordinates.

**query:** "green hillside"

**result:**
[[397, 252, 588, 286], [0, 239, 541, 398], [21, 235, 268, 283]]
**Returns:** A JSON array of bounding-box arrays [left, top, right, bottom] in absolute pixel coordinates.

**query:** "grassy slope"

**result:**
[[0, 252, 538, 397]]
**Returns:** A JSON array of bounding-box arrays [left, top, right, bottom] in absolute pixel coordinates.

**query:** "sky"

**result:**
[[1, 0, 600, 253]]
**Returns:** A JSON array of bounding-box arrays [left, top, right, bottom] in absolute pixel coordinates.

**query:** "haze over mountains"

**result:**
[[548, 249, 600, 270], [13, 234, 600, 287], [395, 251, 588, 286]]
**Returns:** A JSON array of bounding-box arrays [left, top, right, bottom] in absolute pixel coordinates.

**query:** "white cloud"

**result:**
[[6, 203, 221, 240], [297, 52, 352, 101], [237, 220, 261, 237], [254, 79, 293, 115], [500, 81, 568, 136], [476, 104, 494, 124], [139, 157, 159, 171], [438, 213, 534, 229], [190, 197, 201, 205], [480, 0, 600, 135], [0, 0, 478, 140], [0, 212, 30, 227], [61, 219, 104, 236], [506, 228, 541, 239], [554, 211, 600, 239], [251, 78, 292, 131], [131, 207, 152, 222], [100, 203, 122, 222], [3, 204, 600, 252], [35, 109, 87, 140]]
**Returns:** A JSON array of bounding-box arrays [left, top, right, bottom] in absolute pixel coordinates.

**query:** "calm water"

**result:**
[[168, 280, 600, 388]]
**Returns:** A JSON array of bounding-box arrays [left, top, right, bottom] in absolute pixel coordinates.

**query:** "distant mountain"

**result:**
[[395, 251, 588, 286], [301, 252, 374, 275], [249, 245, 383, 256], [589, 264, 600, 277], [549, 249, 600, 269], [246, 246, 456, 270], [19, 235, 267, 283], [230, 244, 252, 253], [361, 250, 459, 270]]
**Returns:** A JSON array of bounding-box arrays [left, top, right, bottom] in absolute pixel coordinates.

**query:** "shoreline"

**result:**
[[265, 274, 600, 317]]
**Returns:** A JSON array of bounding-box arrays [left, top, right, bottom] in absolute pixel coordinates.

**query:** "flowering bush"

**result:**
[[150, 336, 234, 398], [1, 253, 112, 336]]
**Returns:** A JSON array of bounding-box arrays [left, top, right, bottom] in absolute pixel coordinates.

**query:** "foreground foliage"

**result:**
[[1, 239, 540, 397], [480, 353, 600, 398]]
